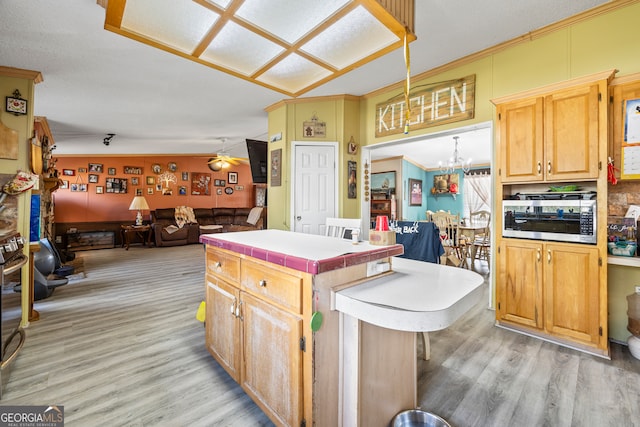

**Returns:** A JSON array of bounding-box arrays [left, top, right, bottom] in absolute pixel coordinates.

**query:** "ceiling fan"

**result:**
[[207, 138, 247, 171]]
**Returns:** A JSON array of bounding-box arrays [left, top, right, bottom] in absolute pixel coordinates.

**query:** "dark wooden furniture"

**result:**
[[66, 230, 115, 252], [120, 225, 152, 250]]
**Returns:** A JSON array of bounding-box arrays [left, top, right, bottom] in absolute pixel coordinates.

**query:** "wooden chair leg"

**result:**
[[419, 332, 430, 360]]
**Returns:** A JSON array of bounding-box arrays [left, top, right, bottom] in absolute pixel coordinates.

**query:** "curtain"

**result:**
[[463, 172, 491, 218]]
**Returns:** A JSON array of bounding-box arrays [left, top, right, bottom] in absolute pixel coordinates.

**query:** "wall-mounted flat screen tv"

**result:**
[[246, 139, 267, 184]]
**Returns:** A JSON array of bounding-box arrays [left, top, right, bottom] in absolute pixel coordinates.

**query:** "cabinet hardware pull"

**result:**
[[237, 302, 243, 321], [214, 261, 221, 270], [537, 161, 542, 174], [259, 279, 267, 287], [547, 250, 551, 263], [547, 161, 552, 174], [230, 301, 236, 316], [537, 248, 541, 262]]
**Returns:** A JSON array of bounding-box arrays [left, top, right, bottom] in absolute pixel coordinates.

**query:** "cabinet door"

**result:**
[[497, 239, 543, 329], [241, 292, 303, 427], [544, 243, 601, 346], [544, 83, 600, 180], [498, 97, 544, 182], [205, 276, 241, 381]]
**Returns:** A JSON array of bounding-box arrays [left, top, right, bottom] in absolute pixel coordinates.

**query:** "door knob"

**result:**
[[296, 216, 302, 221]]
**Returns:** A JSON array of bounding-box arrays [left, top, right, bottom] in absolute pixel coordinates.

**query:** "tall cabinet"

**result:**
[[492, 70, 614, 358]]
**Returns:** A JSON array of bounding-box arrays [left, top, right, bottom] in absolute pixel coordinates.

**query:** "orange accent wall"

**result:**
[[53, 156, 255, 223]]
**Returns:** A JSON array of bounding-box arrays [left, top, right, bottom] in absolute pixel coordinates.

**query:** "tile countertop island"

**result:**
[[200, 230, 484, 427]]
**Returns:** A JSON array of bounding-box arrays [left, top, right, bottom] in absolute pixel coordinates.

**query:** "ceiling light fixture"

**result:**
[[439, 136, 471, 174], [103, 0, 415, 97]]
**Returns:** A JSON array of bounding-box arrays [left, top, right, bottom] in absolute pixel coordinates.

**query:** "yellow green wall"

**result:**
[[0, 68, 39, 326], [266, 95, 361, 230]]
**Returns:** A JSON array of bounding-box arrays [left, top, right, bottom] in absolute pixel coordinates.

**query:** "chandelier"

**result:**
[[439, 136, 471, 174]]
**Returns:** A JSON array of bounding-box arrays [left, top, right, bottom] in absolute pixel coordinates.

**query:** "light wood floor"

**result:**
[[3, 245, 639, 427]]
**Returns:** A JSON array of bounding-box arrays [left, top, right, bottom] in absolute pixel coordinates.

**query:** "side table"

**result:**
[[121, 225, 152, 250]]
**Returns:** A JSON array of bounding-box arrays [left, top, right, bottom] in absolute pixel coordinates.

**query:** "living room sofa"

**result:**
[[151, 207, 266, 247]]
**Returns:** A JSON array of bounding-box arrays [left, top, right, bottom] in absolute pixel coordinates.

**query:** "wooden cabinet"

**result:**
[[497, 239, 543, 329], [205, 277, 241, 379], [205, 246, 307, 426], [497, 239, 605, 351], [493, 70, 613, 358], [497, 82, 601, 183], [241, 292, 303, 426]]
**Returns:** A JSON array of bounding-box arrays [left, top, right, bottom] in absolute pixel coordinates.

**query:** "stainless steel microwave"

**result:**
[[502, 197, 597, 244]]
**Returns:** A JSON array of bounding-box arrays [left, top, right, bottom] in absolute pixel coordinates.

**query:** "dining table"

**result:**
[[459, 223, 489, 267]]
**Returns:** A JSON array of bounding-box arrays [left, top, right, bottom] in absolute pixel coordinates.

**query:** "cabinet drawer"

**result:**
[[242, 259, 303, 314], [206, 247, 240, 284]]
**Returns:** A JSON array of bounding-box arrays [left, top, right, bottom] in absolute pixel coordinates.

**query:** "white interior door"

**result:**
[[292, 143, 337, 234]]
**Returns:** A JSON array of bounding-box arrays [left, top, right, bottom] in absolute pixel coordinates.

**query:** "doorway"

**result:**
[[364, 122, 494, 307]]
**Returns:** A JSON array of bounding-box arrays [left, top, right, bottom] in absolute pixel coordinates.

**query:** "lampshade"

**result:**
[[102, 0, 415, 97], [129, 196, 150, 211]]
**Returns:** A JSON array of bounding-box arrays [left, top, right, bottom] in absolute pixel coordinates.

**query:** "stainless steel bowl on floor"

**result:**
[[391, 409, 452, 427]]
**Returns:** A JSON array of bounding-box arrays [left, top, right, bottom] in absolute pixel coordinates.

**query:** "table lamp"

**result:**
[[129, 195, 150, 226]]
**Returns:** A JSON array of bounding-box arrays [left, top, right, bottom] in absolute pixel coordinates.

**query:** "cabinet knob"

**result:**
[[259, 279, 267, 287]]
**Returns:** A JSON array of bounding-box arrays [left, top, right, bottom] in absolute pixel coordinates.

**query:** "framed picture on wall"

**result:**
[[62, 169, 75, 176], [181, 172, 189, 181], [105, 177, 127, 193], [347, 160, 357, 199], [78, 167, 87, 173], [228, 172, 238, 184], [108, 168, 116, 175], [179, 186, 187, 195], [146, 176, 155, 185], [147, 187, 154, 195], [371, 171, 395, 193], [271, 148, 282, 187], [96, 186, 104, 194], [60, 180, 69, 189], [409, 178, 423, 206], [191, 172, 211, 195], [136, 188, 142, 196], [88, 174, 99, 183], [88, 163, 103, 173], [131, 177, 139, 185]]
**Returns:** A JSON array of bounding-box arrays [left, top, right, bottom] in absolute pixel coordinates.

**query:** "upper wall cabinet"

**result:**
[[496, 80, 604, 183]]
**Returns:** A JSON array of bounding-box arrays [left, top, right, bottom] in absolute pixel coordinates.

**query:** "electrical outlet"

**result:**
[[636, 286, 640, 294]]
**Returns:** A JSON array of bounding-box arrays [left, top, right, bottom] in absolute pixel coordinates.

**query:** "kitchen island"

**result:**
[[200, 230, 483, 427]]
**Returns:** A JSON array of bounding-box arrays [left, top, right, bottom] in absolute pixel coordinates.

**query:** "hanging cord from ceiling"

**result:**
[[403, 28, 411, 134]]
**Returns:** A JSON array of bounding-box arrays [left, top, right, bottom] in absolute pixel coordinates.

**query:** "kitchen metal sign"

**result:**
[[375, 75, 475, 137]]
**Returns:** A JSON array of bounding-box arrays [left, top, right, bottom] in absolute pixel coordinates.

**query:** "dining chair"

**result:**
[[431, 211, 467, 267], [469, 210, 491, 263], [324, 217, 362, 239]]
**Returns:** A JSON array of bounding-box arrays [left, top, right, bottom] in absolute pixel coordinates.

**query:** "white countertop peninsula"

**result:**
[[200, 230, 483, 427]]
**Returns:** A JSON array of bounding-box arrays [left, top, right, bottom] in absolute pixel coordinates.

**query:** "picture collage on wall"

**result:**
[[56, 162, 246, 196]]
